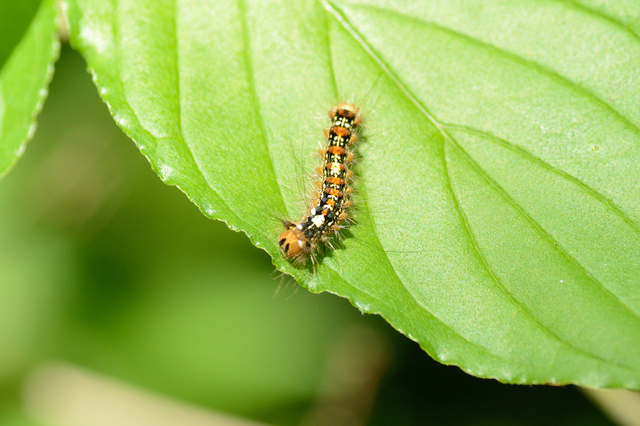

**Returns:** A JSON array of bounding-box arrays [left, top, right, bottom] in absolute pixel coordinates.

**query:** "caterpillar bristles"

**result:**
[[278, 103, 361, 266]]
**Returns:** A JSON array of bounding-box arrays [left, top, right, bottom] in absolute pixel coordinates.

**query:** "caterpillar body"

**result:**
[[278, 103, 362, 265]]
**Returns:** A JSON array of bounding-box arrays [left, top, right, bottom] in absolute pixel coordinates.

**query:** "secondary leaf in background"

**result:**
[[63, 0, 640, 389], [0, 0, 59, 179]]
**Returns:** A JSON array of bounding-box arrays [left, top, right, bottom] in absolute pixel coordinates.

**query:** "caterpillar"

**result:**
[[278, 103, 362, 265]]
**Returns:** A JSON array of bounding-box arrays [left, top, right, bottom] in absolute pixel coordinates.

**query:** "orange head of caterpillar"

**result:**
[[278, 221, 312, 264]]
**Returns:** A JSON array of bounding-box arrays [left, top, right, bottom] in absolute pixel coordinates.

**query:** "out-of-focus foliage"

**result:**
[[0, 0, 58, 178]]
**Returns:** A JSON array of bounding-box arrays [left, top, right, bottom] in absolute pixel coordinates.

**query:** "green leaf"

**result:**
[[0, 0, 59, 179], [63, 0, 640, 388]]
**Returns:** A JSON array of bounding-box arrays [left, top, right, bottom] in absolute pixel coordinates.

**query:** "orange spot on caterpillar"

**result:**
[[324, 187, 343, 198], [325, 176, 345, 186], [327, 146, 346, 155], [333, 127, 351, 138]]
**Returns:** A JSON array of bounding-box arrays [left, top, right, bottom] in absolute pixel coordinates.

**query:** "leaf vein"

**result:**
[[170, 0, 240, 222], [442, 123, 640, 233], [443, 131, 640, 373], [237, 0, 287, 218], [555, 0, 640, 41], [446, 131, 640, 327], [351, 2, 640, 138], [110, 0, 239, 224]]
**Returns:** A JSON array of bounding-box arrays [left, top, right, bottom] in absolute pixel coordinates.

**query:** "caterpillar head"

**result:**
[[278, 221, 312, 263]]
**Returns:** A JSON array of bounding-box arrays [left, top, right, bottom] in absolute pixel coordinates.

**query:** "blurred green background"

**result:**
[[0, 36, 619, 425]]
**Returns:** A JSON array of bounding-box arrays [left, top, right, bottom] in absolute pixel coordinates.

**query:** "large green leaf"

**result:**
[[0, 0, 59, 179], [63, 0, 640, 388]]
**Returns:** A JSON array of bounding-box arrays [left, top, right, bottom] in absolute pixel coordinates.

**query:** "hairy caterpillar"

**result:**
[[278, 103, 362, 265]]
